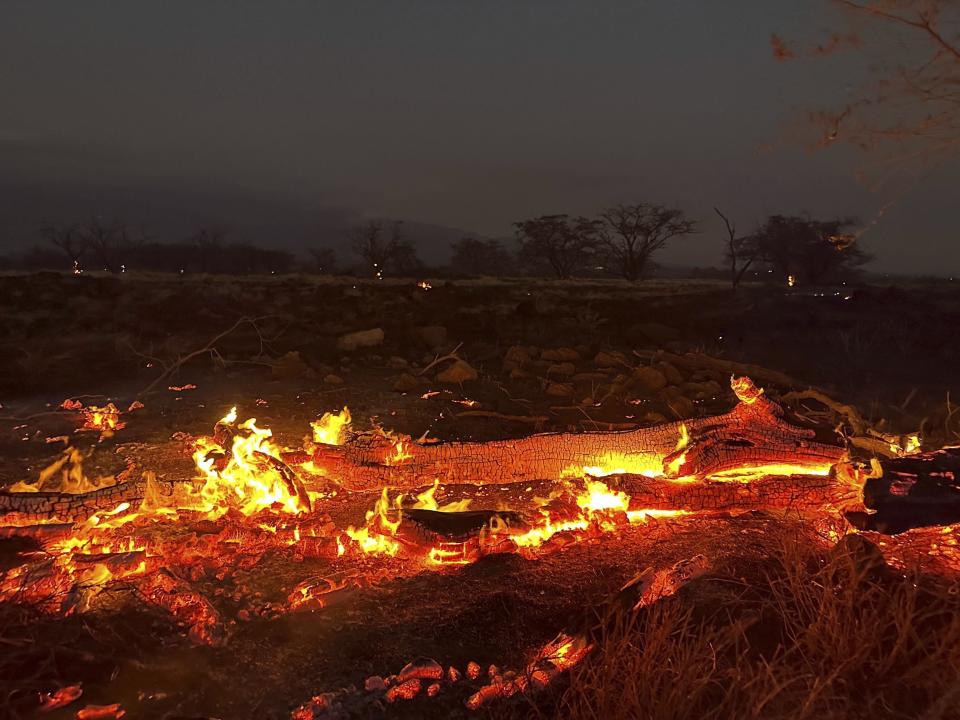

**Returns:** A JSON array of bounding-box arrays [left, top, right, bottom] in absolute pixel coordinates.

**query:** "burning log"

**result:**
[[607, 471, 866, 517], [298, 377, 846, 491], [0, 479, 147, 524]]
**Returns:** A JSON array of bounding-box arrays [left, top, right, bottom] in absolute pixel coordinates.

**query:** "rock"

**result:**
[[416, 326, 447, 349], [631, 366, 668, 395], [336, 328, 384, 352], [594, 350, 628, 368], [573, 371, 612, 383], [656, 361, 685, 386], [271, 351, 312, 379], [365, 675, 387, 692], [528, 359, 553, 375], [659, 386, 694, 418], [547, 362, 576, 378], [393, 373, 421, 393], [635, 322, 681, 345], [436, 360, 478, 384], [509, 367, 531, 380], [682, 380, 724, 401], [398, 658, 444, 683], [545, 382, 574, 398], [387, 356, 409, 370], [643, 411, 668, 424], [323, 374, 344, 386], [503, 345, 533, 372], [541, 347, 580, 362], [385, 679, 421, 702]]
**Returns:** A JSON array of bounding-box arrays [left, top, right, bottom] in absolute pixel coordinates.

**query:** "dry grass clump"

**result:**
[[530, 536, 960, 720]]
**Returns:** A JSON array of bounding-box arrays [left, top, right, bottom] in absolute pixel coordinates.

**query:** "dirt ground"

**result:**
[[1, 273, 959, 719]]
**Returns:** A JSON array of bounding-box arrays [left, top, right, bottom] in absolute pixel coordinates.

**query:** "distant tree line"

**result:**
[[0, 203, 870, 286]]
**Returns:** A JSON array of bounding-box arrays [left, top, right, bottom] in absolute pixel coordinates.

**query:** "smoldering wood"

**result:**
[[298, 378, 847, 491]]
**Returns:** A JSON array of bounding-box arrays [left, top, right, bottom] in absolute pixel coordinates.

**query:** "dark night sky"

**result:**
[[1, 1, 957, 273]]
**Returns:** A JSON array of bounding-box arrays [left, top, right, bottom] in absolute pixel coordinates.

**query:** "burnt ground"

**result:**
[[1, 273, 960, 719]]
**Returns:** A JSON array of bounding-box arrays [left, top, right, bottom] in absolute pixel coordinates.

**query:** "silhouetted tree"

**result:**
[[79, 218, 139, 273], [349, 220, 417, 277], [190, 224, 228, 273], [596, 204, 696, 281], [774, 1, 960, 165], [753, 215, 870, 285], [514, 214, 597, 278], [450, 238, 512, 276], [308, 247, 337, 274], [714, 207, 759, 290], [41, 224, 86, 273]]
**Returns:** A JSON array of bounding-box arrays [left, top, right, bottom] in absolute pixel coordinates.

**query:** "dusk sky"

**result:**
[[1, 1, 957, 273]]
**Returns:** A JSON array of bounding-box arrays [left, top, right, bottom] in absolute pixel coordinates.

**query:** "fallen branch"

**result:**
[[295, 377, 846, 491], [135, 315, 277, 399], [418, 342, 464, 377]]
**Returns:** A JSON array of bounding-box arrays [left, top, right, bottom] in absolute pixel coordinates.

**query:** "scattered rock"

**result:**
[[416, 325, 447, 349], [398, 658, 444, 683], [631, 366, 668, 395], [545, 382, 574, 398], [541, 347, 580, 362], [387, 356, 409, 370], [437, 360, 478, 384], [594, 350, 628, 368], [323, 374, 344, 386], [509, 367, 531, 380], [659, 386, 694, 418], [528, 359, 553, 375], [336, 328, 384, 352], [385, 679, 421, 702], [271, 351, 313, 379], [547, 362, 576, 378], [656, 361, 684, 386], [503, 345, 533, 372], [364, 676, 387, 692], [572, 371, 613, 383], [682, 380, 723, 401], [393, 373, 421, 393]]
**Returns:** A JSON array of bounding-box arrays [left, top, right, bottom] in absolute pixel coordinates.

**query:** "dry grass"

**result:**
[[515, 536, 960, 720]]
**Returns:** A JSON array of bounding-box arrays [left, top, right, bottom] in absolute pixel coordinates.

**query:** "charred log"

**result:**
[[297, 377, 846, 491], [851, 447, 960, 534], [609, 471, 866, 517], [0, 479, 148, 524]]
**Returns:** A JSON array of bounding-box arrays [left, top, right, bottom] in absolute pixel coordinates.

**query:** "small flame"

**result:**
[[311, 407, 352, 445], [192, 410, 306, 516]]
